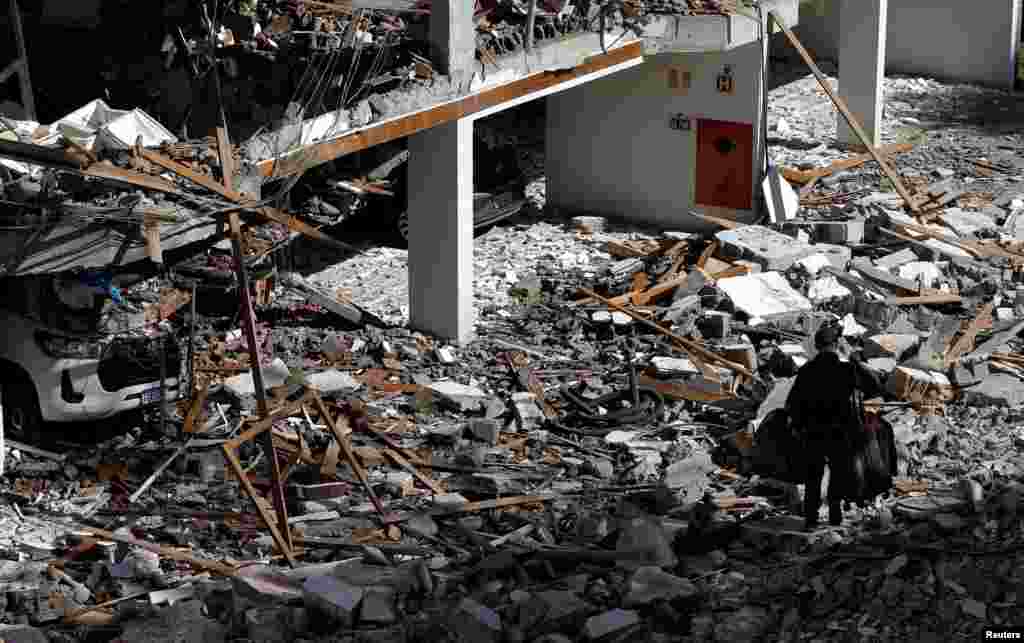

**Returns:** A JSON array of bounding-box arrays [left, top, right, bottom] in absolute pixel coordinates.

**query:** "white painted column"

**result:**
[[407, 118, 475, 344], [837, 0, 887, 147]]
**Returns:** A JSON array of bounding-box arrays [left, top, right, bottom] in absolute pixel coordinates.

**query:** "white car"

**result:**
[[0, 308, 180, 442]]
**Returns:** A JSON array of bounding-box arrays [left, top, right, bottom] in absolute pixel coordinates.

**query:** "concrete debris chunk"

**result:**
[[715, 225, 818, 272], [624, 566, 698, 606], [467, 418, 501, 445], [583, 609, 640, 640], [302, 575, 364, 627], [449, 598, 503, 643], [428, 381, 490, 412], [717, 272, 813, 320], [511, 391, 545, 430]]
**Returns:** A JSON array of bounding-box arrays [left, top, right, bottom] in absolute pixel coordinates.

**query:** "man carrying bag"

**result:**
[[785, 320, 885, 529]]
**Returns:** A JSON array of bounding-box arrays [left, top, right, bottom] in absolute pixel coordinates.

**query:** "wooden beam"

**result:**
[[9, 0, 34, 120], [769, 11, 919, 214], [256, 41, 644, 179], [580, 288, 754, 377], [139, 148, 355, 252], [81, 527, 236, 576], [222, 444, 297, 566], [780, 142, 915, 185], [945, 302, 994, 367], [884, 293, 962, 306]]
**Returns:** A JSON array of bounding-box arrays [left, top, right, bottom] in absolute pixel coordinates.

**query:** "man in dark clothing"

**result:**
[[786, 320, 883, 529]]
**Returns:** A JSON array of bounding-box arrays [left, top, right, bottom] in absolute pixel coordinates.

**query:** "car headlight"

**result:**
[[34, 331, 104, 359]]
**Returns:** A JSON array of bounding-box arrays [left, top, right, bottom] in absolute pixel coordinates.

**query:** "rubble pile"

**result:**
[[1, 26, 1024, 643]]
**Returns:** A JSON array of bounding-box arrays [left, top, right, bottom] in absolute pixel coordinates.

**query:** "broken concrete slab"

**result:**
[[864, 334, 921, 360], [449, 598, 503, 643], [428, 381, 489, 412], [650, 356, 700, 377], [624, 566, 698, 607], [962, 373, 1024, 407], [511, 392, 545, 430], [302, 574, 364, 627], [306, 369, 361, 394], [664, 450, 716, 500], [716, 272, 813, 321], [813, 220, 865, 245], [715, 225, 818, 272], [467, 418, 501, 445], [526, 590, 593, 632], [583, 609, 640, 640], [615, 517, 677, 570], [224, 358, 292, 399], [360, 587, 397, 625], [939, 208, 996, 238], [875, 248, 920, 271]]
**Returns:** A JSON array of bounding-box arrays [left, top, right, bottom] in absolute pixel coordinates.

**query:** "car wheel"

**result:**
[[1, 372, 44, 445]]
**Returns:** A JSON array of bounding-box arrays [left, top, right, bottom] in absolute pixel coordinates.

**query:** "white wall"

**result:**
[[773, 0, 1021, 90], [546, 40, 766, 231]]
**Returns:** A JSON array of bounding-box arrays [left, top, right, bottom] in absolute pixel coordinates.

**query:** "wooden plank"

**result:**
[[81, 526, 237, 576], [81, 164, 182, 194], [256, 41, 644, 179], [633, 273, 690, 306], [696, 240, 718, 269], [780, 143, 915, 185], [769, 12, 919, 214], [182, 381, 210, 434], [428, 495, 554, 517], [884, 293, 962, 306], [944, 302, 994, 367], [579, 288, 753, 377], [221, 444, 297, 566]]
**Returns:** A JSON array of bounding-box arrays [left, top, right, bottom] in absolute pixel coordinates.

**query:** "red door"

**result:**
[[695, 119, 754, 211]]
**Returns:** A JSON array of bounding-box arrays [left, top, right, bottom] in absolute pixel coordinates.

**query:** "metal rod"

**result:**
[[186, 280, 198, 396], [525, 0, 537, 51], [9, 0, 35, 120]]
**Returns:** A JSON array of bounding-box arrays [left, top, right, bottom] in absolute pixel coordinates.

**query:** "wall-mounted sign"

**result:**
[[716, 65, 734, 95], [669, 114, 691, 131]]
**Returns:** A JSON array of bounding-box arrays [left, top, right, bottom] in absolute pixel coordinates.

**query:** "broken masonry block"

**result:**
[[813, 220, 865, 244], [467, 418, 501, 445], [448, 598, 502, 643], [360, 587, 397, 625], [715, 225, 818, 272], [302, 575, 364, 628], [699, 311, 730, 340], [583, 609, 641, 640], [511, 392, 545, 430]]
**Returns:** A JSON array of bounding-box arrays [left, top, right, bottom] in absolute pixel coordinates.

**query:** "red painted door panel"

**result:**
[[695, 119, 754, 211]]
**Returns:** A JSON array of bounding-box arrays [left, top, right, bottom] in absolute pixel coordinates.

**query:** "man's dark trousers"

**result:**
[[803, 424, 850, 527]]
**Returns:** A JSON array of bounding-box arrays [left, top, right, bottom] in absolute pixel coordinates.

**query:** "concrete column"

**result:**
[[430, 0, 476, 90], [837, 0, 887, 147], [407, 118, 475, 344]]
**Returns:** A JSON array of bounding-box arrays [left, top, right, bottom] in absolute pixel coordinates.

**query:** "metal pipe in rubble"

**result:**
[[526, 0, 537, 51]]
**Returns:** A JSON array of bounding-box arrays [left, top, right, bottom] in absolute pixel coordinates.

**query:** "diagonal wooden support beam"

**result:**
[[768, 11, 919, 214]]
